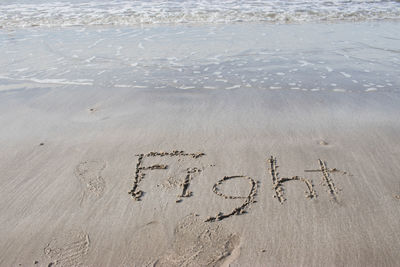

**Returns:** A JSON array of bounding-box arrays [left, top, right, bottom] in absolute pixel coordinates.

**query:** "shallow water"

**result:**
[[0, 22, 399, 93]]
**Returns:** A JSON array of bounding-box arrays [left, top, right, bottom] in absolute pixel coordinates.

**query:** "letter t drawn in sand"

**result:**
[[268, 156, 316, 204], [304, 159, 340, 201], [128, 151, 205, 202]]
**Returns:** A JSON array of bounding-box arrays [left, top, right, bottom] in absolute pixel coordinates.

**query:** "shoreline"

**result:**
[[1, 20, 400, 266], [1, 21, 399, 95]]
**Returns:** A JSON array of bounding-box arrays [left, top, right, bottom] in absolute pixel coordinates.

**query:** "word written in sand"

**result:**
[[129, 151, 342, 222]]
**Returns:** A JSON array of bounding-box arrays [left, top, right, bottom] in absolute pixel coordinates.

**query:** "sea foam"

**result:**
[[1, 0, 400, 28]]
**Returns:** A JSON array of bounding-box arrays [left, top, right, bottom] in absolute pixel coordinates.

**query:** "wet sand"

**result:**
[[1, 85, 400, 266], [1, 21, 400, 266]]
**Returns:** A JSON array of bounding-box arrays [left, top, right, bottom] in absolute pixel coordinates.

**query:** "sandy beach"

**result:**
[[1, 12, 400, 267], [1, 84, 400, 266]]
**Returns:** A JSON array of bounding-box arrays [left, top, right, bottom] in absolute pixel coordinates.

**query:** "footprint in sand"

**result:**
[[74, 160, 106, 204], [155, 214, 240, 267], [44, 230, 90, 267], [121, 221, 169, 266]]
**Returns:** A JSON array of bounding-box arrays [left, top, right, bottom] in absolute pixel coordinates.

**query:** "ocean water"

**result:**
[[1, 22, 399, 93], [0, 1, 399, 93], [1, 0, 400, 28]]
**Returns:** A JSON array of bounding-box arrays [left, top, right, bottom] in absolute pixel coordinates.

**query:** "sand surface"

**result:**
[[1, 22, 400, 266], [1, 86, 400, 266]]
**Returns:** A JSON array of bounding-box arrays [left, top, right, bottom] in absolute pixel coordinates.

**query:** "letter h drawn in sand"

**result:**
[[128, 151, 205, 202], [268, 156, 316, 204]]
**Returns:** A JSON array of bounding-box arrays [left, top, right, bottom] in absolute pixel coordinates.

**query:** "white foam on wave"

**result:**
[[340, 72, 352, 78], [1, 0, 400, 28], [333, 88, 346, 92], [226, 84, 241, 89], [30, 78, 93, 85]]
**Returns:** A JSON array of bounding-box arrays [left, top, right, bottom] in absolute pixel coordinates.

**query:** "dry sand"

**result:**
[[0, 86, 400, 266]]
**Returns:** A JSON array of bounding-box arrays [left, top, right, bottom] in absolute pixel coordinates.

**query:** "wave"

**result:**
[[1, 0, 400, 28]]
